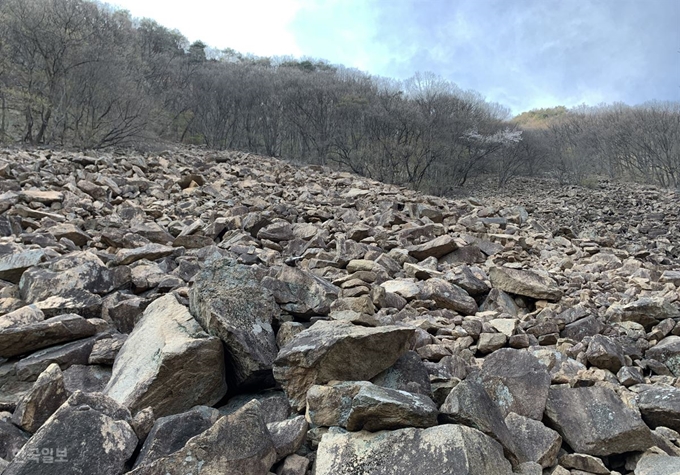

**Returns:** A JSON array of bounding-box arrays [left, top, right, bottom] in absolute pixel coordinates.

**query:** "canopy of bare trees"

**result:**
[[0, 0, 678, 191]]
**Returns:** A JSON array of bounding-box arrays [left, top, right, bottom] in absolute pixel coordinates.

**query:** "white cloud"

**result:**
[[108, 0, 303, 56]]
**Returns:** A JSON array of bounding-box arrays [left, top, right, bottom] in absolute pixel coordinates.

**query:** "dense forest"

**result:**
[[0, 0, 678, 192]]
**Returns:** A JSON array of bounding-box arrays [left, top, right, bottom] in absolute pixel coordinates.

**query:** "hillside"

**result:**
[[0, 146, 679, 474]]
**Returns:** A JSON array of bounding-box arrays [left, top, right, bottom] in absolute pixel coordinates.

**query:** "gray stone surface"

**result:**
[[105, 294, 227, 417], [544, 386, 654, 456], [273, 320, 414, 411], [314, 425, 513, 475]]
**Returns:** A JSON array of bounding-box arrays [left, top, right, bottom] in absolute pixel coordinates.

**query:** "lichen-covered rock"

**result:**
[[273, 321, 414, 411], [480, 348, 551, 420], [314, 425, 513, 475], [3, 391, 137, 475], [489, 266, 562, 301], [105, 294, 227, 417], [544, 386, 654, 456], [306, 381, 437, 431], [189, 258, 279, 389], [127, 400, 276, 475]]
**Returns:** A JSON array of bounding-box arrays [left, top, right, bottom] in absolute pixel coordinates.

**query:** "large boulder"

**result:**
[[419, 278, 478, 315], [0, 314, 97, 358], [133, 405, 221, 469], [306, 381, 438, 431], [189, 258, 279, 389], [261, 265, 339, 317], [19, 252, 115, 303], [439, 378, 524, 466], [3, 392, 137, 475], [314, 425, 512, 475], [273, 321, 414, 411], [637, 385, 680, 432], [0, 250, 45, 284], [104, 294, 227, 417], [544, 386, 654, 456], [607, 297, 680, 330], [12, 364, 68, 433], [505, 412, 561, 469], [127, 400, 276, 475], [646, 336, 680, 376], [479, 348, 551, 420], [489, 267, 562, 301]]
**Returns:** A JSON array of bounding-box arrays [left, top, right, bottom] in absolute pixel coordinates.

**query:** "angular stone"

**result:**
[[448, 266, 490, 296], [586, 334, 626, 373], [19, 190, 63, 204], [273, 320, 414, 411], [127, 400, 276, 475], [0, 314, 97, 358], [276, 454, 310, 475], [47, 224, 91, 247], [637, 385, 680, 433], [267, 415, 307, 461], [12, 364, 68, 433], [218, 391, 292, 426], [0, 417, 29, 461], [115, 244, 175, 265], [646, 336, 680, 376], [407, 235, 458, 261], [561, 315, 604, 341], [489, 267, 562, 301], [133, 405, 221, 469], [314, 425, 513, 475], [0, 250, 45, 284], [19, 253, 114, 303], [306, 381, 437, 431], [0, 305, 44, 331], [478, 332, 508, 354], [190, 258, 279, 389], [380, 279, 421, 300], [105, 294, 227, 417], [88, 333, 127, 365], [608, 297, 680, 330], [419, 278, 478, 315], [439, 378, 524, 465], [62, 365, 111, 394], [480, 348, 551, 420], [34, 289, 103, 318], [635, 454, 680, 475], [371, 350, 432, 397], [559, 453, 609, 474], [262, 265, 339, 317], [15, 337, 96, 381], [505, 412, 561, 469], [544, 386, 654, 456], [3, 391, 137, 475]]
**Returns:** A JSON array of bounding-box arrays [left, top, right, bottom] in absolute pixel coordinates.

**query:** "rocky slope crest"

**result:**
[[0, 146, 679, 475]]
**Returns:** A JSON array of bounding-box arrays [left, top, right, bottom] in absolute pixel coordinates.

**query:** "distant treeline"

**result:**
[[1, 0, 678, 190]]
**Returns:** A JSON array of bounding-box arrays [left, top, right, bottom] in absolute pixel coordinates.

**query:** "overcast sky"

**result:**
[[109, 0, 680, 115]]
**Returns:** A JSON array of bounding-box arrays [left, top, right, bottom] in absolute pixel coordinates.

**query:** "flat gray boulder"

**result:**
[[273, 320, 414, 411], [3, 391, 137, 475], [489, 267, 562, 301], [480, 348, 551, 420], [0, 314, 97, 358], [105, 294, 227, 417], [128, 400, 276, 475], [314, 425, 512, 475], [544, 386, 654, 456], [637, 385, 680, 432], [190, 258, 279, 389], [306, 381, 438, 431], [262, 265, 339, 317]]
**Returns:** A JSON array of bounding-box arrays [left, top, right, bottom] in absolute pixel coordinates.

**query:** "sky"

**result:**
[[109, 0, 680, 115]]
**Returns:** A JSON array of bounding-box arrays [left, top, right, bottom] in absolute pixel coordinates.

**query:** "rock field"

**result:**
[[0, 146, 679, 474]]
